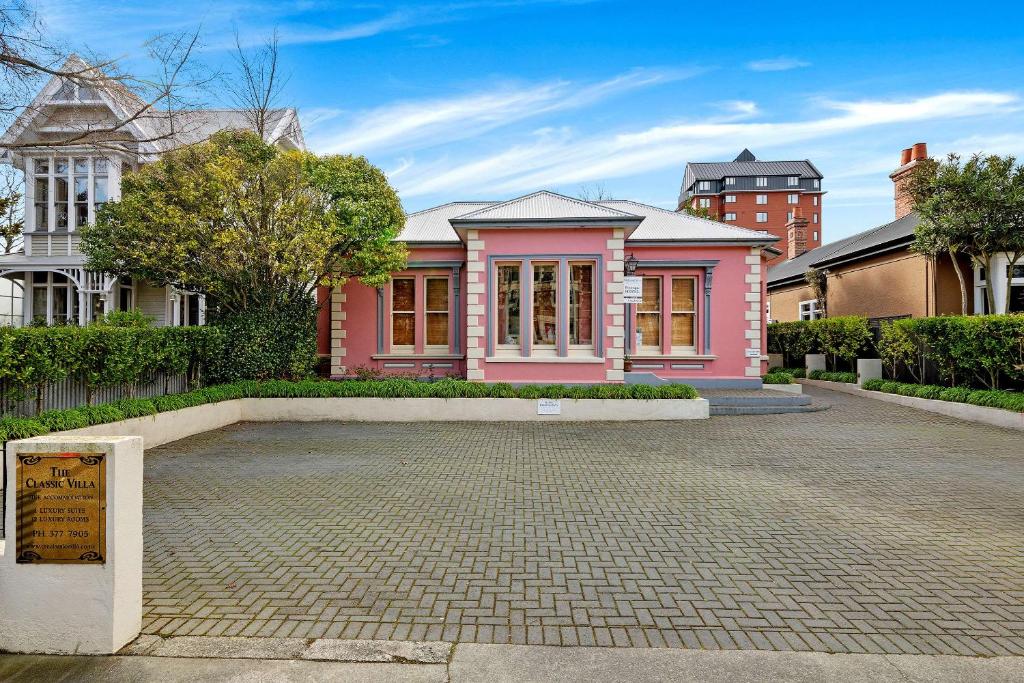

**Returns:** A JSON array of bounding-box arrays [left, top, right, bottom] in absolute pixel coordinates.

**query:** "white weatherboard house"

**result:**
[[0, 56, 305, 326]]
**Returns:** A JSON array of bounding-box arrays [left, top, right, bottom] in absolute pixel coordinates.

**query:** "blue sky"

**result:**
[[37, 0, 1024, 241]]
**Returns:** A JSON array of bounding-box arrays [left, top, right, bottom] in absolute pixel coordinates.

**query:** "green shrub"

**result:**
[[762, 372, 793, 385], [93, 310, 154, 327], [913, 385, 944, 400], [0, 416, 49, 441], [655, 384, 699, 399], [627, 384, 659, 399], [811, 316, 872, 369], [205, 295, 318, 383], [862, 378, 886, 391], [808, 370, 857, 383], [965, 390, 1024, 412], [38, 409, 90, 432], [939, 387, 971, 403], [515, 385, 543, 399], [76, 403, 126, 426]]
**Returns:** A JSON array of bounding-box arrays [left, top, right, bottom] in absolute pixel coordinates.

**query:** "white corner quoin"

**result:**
[[0, 435, 143, 655]]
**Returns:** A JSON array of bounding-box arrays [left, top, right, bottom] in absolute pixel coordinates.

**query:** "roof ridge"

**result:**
[[454, 190, 640, 220], [405, 200, 497, 218], [601, 199, 777, 240]]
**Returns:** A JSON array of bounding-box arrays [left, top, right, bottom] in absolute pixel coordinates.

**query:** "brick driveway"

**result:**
[[141, 387, 1024, 656]]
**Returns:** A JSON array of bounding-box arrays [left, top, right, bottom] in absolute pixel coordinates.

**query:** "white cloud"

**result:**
[[311, 67, 699, 155], [747, 57, 810, 72], [718, 100, 760, 119], [394, 91, 1019, 198]]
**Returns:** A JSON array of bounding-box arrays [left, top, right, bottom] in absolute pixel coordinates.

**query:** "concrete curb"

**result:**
[[800, 379, 1024, 431], [121, 636, 452, 663]]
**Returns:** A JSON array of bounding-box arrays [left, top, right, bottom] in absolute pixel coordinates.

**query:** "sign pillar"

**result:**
[[0, 435, 143, 654]]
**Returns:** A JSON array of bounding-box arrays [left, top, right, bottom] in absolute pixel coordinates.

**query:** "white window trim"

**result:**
[[724, 212, 737, 221], [799, 299, 821, 321], [636, 275, 662, 355], [755, 176, 768, 187], [390, 277, 415, 353], [724, 177, 735, 185], [787, 176, 799, 186], [724, 194, 736, 203], [670, 276, 697, 355], [28, 155, 111, 233], [788, 193, 799, 204], [495, 262, 523, 354], [755, 194, 767, 205], [424, 275, 450, 353], [756, 212, 768, 223]]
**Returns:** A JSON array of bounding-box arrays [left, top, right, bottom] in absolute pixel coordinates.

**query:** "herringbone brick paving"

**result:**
[[141, 387, 1024, 655]]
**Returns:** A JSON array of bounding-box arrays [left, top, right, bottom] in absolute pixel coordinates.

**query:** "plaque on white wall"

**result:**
[[745, 348, 762, 358], [537, 399, 562, 415]]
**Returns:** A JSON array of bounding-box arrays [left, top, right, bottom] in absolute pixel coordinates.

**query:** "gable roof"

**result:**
[[767, 212, 921, 287], [451, 190, 641, 224], [397, 193, 779, 247]]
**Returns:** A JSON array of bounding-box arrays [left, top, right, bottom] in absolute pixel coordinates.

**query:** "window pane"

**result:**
[[569, 263, 593, 345], [75, 203, 89, 227], [497, 264, 521, 345], [425, 278, 448, 311], [637, 313, 660, 347], [392, 279, 414, 311], [672, 278, 694, 311], [53, 286, 68, 323], [532, 263, 557, 345], [93, 177, 107, 204], [672, 314, 694, 347], [638, 277, 660, 312], [392, 313, 414, 346], [73, 158, 88, 174], [32, 287, 47, 321], [74, 177, 88, 202], [426, 313, 448, 346], [34, 178, 48, 202], [94, 158, 108, 173], [35, 159, 49, 175], [55, 159, 67, 175]]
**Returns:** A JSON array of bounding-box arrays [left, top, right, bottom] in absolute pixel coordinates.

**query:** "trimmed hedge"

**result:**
[[0, 323, 224, 412], [767, 317, 872, 369], [862, 378, 1024, 412], [0, 379, 700, 442], [762, 372, 793, 384], [878, 315, 1024, 390], [808, 370, 858, 383], [768, 366, 806, 378]]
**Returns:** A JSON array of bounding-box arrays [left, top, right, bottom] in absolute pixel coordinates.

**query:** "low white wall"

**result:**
[[240, 397, 709, 422], [60, 401, 243, 449], [800, 379, 1024, 431], [762, 383, 802, 395]]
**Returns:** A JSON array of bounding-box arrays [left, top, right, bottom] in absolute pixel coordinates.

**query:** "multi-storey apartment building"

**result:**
[[678, 149, 824, 265]]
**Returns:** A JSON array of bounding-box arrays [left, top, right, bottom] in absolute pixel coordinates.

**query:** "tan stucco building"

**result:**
[[767, 144, 973, 323]]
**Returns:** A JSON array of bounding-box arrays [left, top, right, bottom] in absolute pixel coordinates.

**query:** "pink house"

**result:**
[[323, 191, 780, 388]]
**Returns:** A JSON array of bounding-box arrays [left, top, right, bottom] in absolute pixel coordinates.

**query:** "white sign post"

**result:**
[[623, 276, 643, 304]]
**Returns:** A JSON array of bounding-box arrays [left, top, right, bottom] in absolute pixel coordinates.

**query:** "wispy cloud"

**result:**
[[393, 91, 1019, 198], [747, 57, 810, 72], [718, 100, 760, 119], [311, 67, 700, 155]]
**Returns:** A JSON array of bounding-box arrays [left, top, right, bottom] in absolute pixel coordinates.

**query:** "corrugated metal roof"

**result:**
[[453, 191, 640, 222], [598, 200, 777, 242], [767, 212, 920, 285], [397, 195, 778, 244], [681, 159, 822, 194], [398, 202, 496, 242]]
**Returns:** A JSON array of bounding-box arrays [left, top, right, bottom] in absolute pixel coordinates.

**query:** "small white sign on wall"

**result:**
[[537, 398, 562, 415], [623, 276, 643, 304], [745, 348, 762, 358]]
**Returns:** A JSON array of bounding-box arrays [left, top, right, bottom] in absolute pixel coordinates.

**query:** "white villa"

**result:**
[[0, 56, 305, 326]]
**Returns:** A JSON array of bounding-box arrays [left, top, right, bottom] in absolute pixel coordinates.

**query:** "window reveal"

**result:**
[[496, 264, 521, 346], [671, 277, 696, 351], [636, 277, 661, 350], [425, 277, 449, 347], [569, 263, 594, 346], [391, 278, 415, 347], [532, 263, 557, 346]]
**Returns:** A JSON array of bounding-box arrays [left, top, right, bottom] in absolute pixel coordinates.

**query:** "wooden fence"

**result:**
[[0, 372, 190, 418]]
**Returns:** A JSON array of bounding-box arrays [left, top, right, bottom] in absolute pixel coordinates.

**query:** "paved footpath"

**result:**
[[140, 386, 1024, 657], [2, 641, 1024, 682]]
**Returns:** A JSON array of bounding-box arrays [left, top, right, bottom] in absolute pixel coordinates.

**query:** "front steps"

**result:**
[[701, 389, 826, 416]]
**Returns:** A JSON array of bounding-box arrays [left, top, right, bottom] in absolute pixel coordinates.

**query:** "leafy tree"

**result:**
[[909, 153, 1024, 314], [680, 201, 715, 220]]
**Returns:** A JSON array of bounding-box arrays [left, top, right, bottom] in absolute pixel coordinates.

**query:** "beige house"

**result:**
[[767, 144, 973, 323], [0, 56, 304, 326]]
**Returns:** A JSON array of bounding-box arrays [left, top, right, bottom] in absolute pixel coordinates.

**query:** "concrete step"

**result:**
[[705, 394, 812, 407], [710, 404, 828, 416]]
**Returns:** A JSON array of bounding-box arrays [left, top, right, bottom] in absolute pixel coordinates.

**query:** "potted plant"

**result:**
[[623, 353, 633, 372]]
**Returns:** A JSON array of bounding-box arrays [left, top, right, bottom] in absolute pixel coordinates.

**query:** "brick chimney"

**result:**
[[786, 207, 809, 259], [889, 142, 927, 219]]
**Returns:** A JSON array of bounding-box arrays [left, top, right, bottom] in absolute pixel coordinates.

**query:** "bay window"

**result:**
[[636, 277, 661, 352], [31, 272, 78, 325], [671, 277, 696, 353], [391, 278, 415, 350], [496, 264, 521, 348], [532, 263, 557, 350], [29, 156, 112, 232], [425, 277, 449, 350]]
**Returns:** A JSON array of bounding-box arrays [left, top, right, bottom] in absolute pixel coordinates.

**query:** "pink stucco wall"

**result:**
[[332, 233, 765, 383]]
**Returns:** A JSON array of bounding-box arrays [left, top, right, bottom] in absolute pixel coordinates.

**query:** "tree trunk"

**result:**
[[1004, 255, 1021, 315], [35, 383, 44, 416], [949, 253, 969, 315], [985, 254, 997, 314]]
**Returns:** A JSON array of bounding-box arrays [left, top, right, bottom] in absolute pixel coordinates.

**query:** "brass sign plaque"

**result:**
[[16, 453, 106, 564]]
